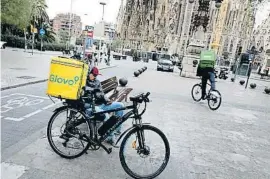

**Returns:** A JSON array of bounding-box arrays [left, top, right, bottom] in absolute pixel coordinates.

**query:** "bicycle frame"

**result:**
[[76, 93, 148, 153]]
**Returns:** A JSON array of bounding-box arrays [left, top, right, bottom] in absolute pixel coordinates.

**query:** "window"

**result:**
[[161, 5, 165, 14]]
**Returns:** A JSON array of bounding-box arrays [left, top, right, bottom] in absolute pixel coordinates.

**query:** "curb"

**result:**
[[1, 79, 48, 91], [1, 65, 118, 91]]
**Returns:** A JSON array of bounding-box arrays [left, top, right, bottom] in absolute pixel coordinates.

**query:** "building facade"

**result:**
[[252, 14, 270, 70], [116, 0, 255, 59], [93, 21, 116, 44], [52, 13, 82, 45]]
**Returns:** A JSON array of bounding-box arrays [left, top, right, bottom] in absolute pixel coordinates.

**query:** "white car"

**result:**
[[0, 41, 7, 49], [157, 59, 174, 72]]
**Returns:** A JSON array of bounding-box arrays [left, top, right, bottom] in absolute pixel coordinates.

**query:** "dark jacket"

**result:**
[[197, 66, 214, 77], [85, 78, 110, 105]]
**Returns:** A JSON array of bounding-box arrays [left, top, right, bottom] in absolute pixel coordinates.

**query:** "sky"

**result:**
[[46, 0, 122, 26], [46, 0, 270, 27]]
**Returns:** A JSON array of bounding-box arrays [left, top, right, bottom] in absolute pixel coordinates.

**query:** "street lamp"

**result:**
[[68, 0, 75, 51], [100, 2, 106, 21]]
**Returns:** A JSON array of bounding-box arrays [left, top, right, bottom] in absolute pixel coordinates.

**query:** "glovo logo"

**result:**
[[49, 75, 80, 86]]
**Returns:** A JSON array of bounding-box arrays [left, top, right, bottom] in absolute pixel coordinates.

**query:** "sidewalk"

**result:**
[[1, 49, 116, 90]]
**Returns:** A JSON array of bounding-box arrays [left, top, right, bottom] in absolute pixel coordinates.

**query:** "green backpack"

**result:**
[[198, 50, 216, 69]]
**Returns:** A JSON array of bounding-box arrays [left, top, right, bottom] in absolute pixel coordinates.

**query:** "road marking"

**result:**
[[5, 117, 25, 122], [23, 109, 43, 118], [1, 162, 29, 179], [13, 93, 49, 99], [42, 102, 61, 110], [1, 93, 21, 99]]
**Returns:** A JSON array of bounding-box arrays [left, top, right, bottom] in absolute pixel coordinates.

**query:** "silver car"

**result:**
[[157, 59, 174, 72]]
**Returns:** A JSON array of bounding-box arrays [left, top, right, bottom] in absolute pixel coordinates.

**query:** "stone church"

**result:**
[[116, 0, 256, 60]]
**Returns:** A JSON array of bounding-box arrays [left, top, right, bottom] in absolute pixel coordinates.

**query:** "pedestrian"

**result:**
[[85, 67, 124, 145], [94, 53, 98, 66]]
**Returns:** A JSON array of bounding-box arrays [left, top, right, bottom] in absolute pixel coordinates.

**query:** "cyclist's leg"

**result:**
[[99, 102, 124, 133], [201, 76, 207, 99], [208, 72, 216, 90]]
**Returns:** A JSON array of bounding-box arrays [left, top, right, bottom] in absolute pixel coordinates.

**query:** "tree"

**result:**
[[1, 0, 32, 29], [29, 0, 49, 25]]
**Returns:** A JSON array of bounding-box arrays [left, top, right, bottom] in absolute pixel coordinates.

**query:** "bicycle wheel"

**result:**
[[191, 84, 202, 102], [119, 125, 170, 179], [208, 90, 222, 110], [47, 107, 92, 159]]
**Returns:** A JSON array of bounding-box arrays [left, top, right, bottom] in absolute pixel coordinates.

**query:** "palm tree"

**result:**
[[30, 0, 49, 25]]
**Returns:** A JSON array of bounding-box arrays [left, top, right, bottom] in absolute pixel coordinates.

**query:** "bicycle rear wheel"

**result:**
[[119, 125, 170, 179], [47, 107, 92, 159], [191, 84, 202, 102], [208, 90, 222, 110]]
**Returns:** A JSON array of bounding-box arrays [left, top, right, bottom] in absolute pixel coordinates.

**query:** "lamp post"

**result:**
[[68, 0, 74, 51], [100, 2, 106, 21], [99, 2, 107, 61]]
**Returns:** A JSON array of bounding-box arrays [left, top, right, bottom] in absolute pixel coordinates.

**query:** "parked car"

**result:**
[[157, 59, 174, 72]]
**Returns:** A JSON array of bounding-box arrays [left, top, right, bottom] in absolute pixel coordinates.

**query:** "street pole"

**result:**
[[32, 17, 35, 55], [68, 0, 73, 51], [41, 22, 43, 52], [99, 2, 106, 61], [24, 28, 27, 52]]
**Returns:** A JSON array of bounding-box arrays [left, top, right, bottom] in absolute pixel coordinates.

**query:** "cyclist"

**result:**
[[196, 51, 216, 100], [85, 67, 124, 144]]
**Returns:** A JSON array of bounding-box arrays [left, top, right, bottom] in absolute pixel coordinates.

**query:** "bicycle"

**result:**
[[47, 90, 170, 179], [191, 82, 222, 110]]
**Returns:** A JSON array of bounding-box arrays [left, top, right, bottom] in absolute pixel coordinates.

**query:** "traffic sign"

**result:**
[[39, 29, 45, 36]]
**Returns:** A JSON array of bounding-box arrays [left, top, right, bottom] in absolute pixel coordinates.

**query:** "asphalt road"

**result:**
[[1, 59, 149, 158], [1, 58, 270, 179]]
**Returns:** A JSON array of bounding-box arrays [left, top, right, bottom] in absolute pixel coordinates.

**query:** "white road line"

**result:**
[[5, 117, 25, 122], [0, 93, 21, 99], [1, 162, 29, 179], [42, 102, 61, 110], [14, 93, 49, 99], [23, 109, 43, 118]]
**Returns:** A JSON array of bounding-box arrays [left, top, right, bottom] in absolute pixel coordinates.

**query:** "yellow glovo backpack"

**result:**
[[46, 56, 89, 100]]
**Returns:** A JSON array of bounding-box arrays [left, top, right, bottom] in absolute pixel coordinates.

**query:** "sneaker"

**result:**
[[201, 95, 206, 100]]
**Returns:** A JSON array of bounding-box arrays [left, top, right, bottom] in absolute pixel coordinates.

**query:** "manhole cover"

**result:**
[[17, 76, 36, 79], [10, 68, 27, 70]]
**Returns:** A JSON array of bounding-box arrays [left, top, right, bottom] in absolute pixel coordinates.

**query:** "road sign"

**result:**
[[39, 29, 45, 36]]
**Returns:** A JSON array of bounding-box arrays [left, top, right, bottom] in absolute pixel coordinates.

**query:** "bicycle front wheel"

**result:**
[[208, 90, 222, 110], [119, 125, 170, 179], [191, 84, 202, 102]]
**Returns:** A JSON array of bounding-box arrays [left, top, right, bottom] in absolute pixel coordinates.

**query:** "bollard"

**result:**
[[134, 71, 140, 77], [239, 80, 245, 85], [119, 78, 128, 87], [250, 83, 256, 89], [265, 87, 270, 94]]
